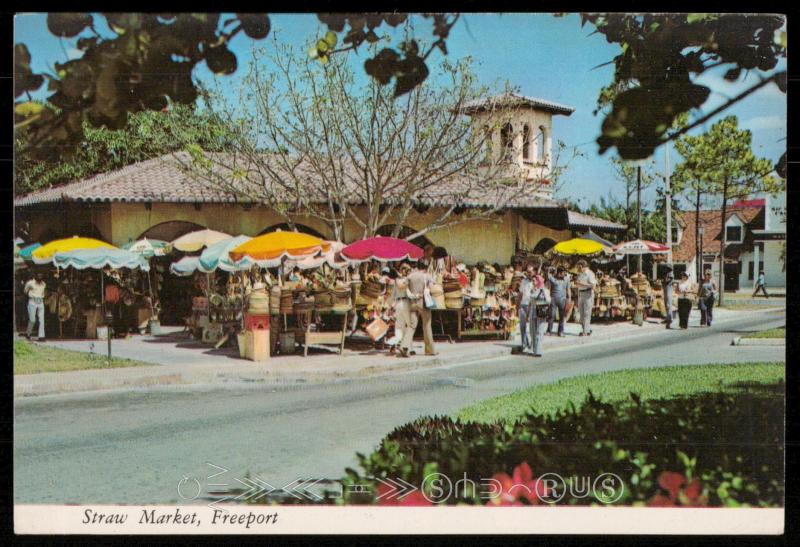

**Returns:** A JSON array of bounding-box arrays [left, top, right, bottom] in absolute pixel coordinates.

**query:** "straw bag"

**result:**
[[366, 317, 389, 341], [430, 284, 445, 310]]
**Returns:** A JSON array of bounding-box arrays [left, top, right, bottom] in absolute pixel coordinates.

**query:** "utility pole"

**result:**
[[665, 143, 673, 269], [637, 164, 642, 273]]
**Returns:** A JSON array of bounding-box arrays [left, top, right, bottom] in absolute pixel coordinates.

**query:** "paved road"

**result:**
[[14, 310, 785, 504]]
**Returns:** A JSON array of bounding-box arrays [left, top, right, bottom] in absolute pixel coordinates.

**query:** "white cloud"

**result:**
[[742, 115, 786, 131]]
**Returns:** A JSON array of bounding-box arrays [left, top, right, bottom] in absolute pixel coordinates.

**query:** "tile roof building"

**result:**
[[671, 195, 785, 290]]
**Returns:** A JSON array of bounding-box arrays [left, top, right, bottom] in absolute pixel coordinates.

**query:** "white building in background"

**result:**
[[672, 192, 786, 291]]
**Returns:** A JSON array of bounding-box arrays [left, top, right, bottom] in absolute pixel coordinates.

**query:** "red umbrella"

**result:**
[[613, 239, 670, 255], [342, 236, 424, 262]]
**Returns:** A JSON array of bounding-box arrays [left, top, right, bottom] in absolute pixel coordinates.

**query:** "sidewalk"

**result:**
[[14, 306, 784, 397]]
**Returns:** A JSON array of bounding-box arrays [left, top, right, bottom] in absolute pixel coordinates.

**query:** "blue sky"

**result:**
[[15, 13, 787, 209]]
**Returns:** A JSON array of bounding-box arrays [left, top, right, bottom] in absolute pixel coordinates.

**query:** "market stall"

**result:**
[[49, 246, 151, 339], [611, 239, 670, 322]]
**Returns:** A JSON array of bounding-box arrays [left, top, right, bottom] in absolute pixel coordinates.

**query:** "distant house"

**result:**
[[14, 93, 625, 265], [672, 193, 786, 290]]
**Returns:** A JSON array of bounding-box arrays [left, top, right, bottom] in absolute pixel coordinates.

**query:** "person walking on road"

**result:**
[[574, 260, 596, 336], [407, 260, 437, 356], [698, 270, 717, 327], [528, 271, 550, 357], [752, 270, 769, 298], [517, 266, 535, 349], [24, 272, 47, 341], [546, 266, 571, 337], [662, 266, 675, 329], [676, 272, 697, 330]]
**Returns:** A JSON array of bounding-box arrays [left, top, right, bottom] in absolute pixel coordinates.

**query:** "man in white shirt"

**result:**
[[574, 260, 596, 336], [24, 272, 46, 340]]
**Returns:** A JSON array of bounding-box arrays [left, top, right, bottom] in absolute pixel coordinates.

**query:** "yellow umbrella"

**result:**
[[171, 229, 231, 252], [551, 238, 604, 256], [32, 236, 115, 264], [229, 231, 330, 263]]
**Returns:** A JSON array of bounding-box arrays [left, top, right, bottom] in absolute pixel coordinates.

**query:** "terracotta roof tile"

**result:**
[[673, 206, 764, 262]]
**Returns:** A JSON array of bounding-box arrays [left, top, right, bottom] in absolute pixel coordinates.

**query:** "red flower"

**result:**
[[488, 462, 549, 506], [376, 483, 431, 506], [648, 472, 708, 508], [658, 471, 685, 501]]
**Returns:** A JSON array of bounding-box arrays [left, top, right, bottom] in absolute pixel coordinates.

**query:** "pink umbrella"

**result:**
[[342, 236, 424, 262], [613, 239, 670, 255]]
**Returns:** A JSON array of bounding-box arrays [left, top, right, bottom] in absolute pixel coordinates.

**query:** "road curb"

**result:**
[[731, 337, 785, 346]]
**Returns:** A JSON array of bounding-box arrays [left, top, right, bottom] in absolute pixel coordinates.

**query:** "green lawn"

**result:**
[[14, 340, 152, 375], [456, 362, 785, 424], [743, 327, 785, 339]]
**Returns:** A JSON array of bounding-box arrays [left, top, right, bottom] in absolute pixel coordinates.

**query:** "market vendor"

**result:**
[[24, 272, 47, 341]]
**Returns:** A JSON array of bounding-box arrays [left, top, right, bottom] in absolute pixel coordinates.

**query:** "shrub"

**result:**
[[339, 383, 784, 507]]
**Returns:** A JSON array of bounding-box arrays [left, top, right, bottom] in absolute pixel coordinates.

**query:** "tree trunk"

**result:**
[[695, 187, 702, 281], [718, 176, 729, 306], [636, 165, 642, 273]]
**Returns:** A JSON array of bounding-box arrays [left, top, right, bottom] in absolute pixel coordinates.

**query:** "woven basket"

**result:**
[[361, 279, 385, 299], [294, 300, 315, 314], [314, 290, 333, 310], [445, 296, 463, 309], [356, 294, 377, 307], [269, 286, 281, 314], [333, 288, 351, 308], [470, 298, 486, 307], [280, 289, 295, 314], [442, 279, 461, 293]]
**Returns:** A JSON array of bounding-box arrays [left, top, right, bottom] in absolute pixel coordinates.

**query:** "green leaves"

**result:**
[[236, 14, 271, 39], [205, 44, 238, 75], [14, 44, 44, 99], [46, 13, 92, 37], [587, 13, 787, 160]]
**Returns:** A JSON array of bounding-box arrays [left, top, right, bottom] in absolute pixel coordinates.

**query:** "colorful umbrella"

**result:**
[[52, 248, 150, 271], [198, 235, 256, 273], [18, 242, 41, 261], [170, 256, 201, 276], [228, 230, 330, 264], [32, 237, 115, 264], [289, 241, 347, 270], [171, 229, 231, 252], [341, 236, 424, 262], [122, 238, 172, 257], [612, 239, 670, 255], [550, 238, 604, 257]]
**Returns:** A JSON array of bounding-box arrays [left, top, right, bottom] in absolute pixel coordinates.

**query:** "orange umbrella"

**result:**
[[229, 230, 330, 263]]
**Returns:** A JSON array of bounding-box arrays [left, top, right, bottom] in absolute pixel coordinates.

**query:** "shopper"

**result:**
[[528, 272, 550, 357], [517, 266, 535, 349], [574, 260, 596, 336], [546, 266, 571, 337], [407, 260, 437, 356], [394, 264, 414, 358], [676, 272, 697, 329], [752, 270, 769, 298], [24, 272, 47, 341], [698, 270, 717, 326], [662, 266, 675, 329]]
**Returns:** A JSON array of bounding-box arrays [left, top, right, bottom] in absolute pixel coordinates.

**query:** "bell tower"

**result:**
[[462, 93, 574, 198]]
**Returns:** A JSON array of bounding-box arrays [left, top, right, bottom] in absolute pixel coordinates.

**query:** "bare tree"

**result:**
[[170, 41, 557, 242]]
